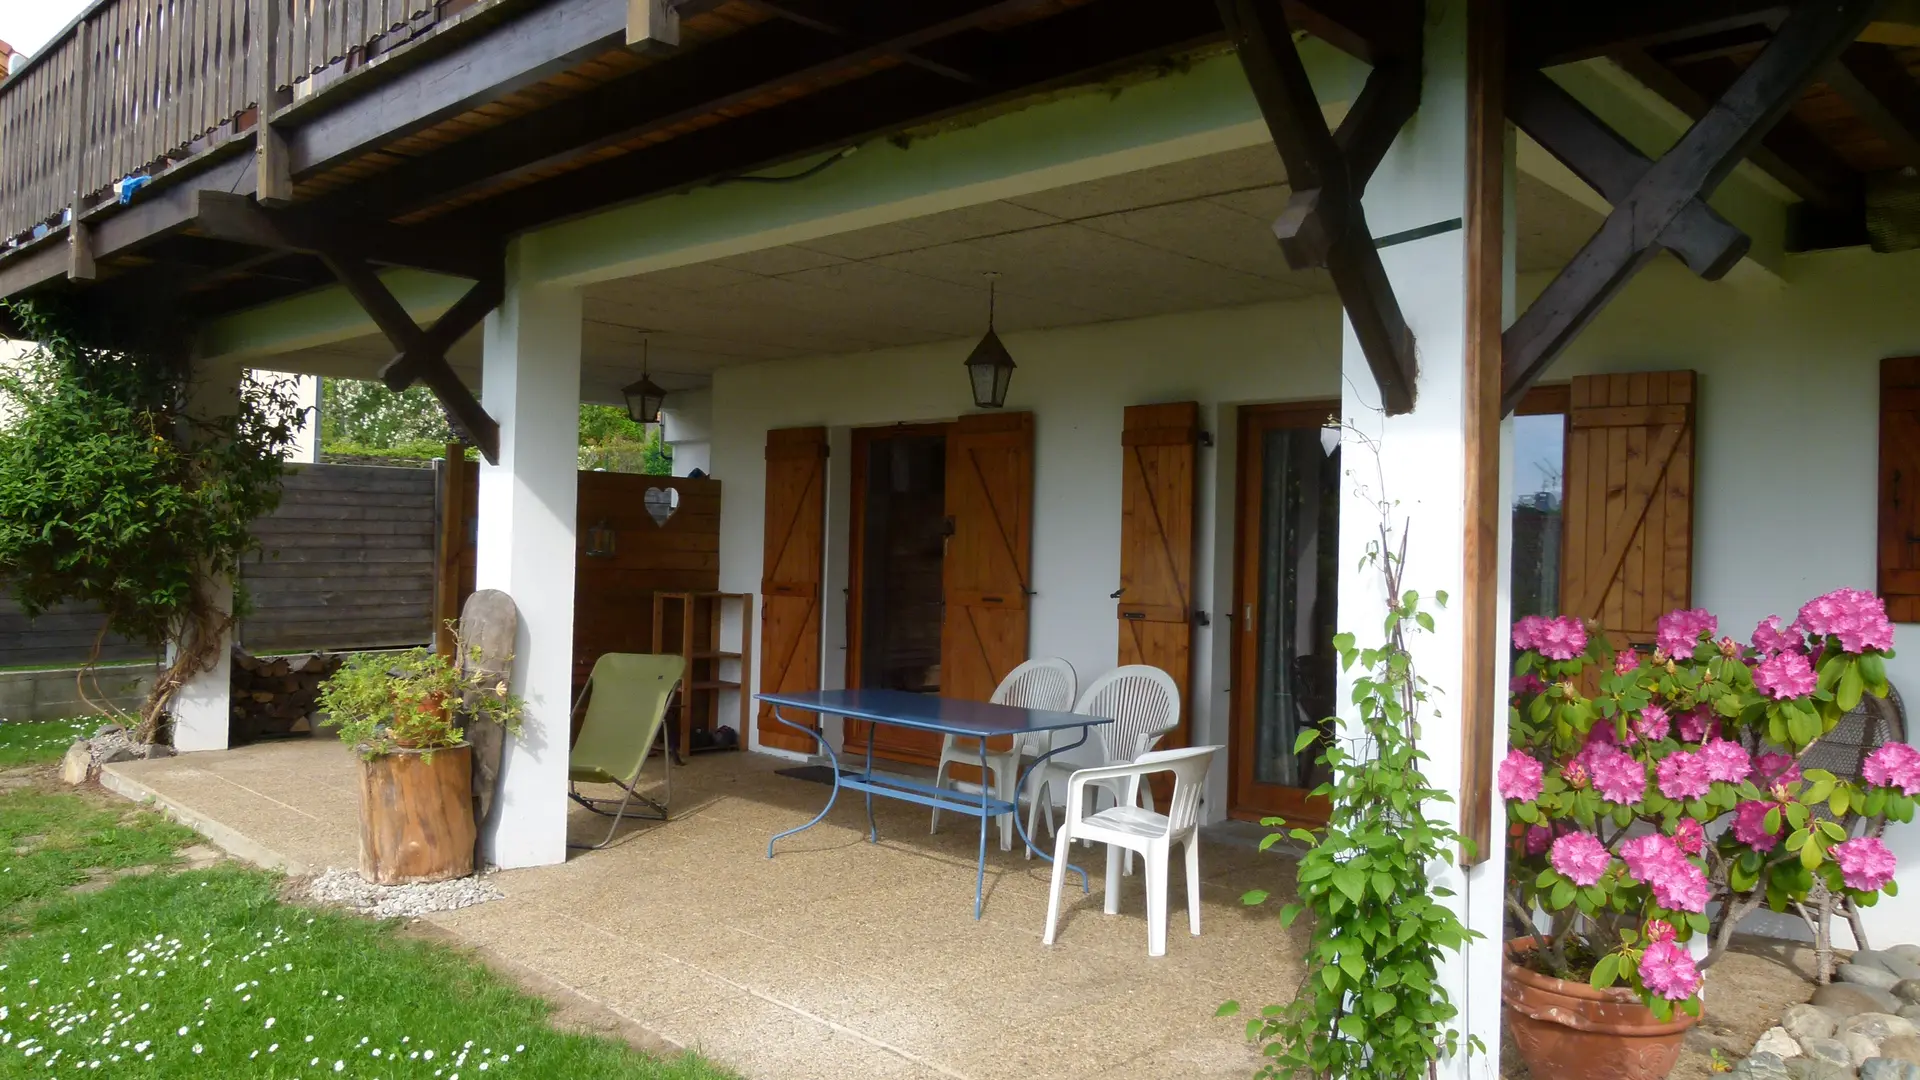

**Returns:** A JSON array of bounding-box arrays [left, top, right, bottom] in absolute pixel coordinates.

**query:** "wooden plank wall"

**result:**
[[447, 463, 722, 694], [242, 462, 438, 651], [0, 597, 155, 670]]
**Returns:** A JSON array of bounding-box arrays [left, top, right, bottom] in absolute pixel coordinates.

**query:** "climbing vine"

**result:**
[[0, 302, 303, 740], [1221, 427, 1481, 1080]]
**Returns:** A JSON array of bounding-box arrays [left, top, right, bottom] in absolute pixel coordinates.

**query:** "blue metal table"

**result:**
[[758, 688, 1111, 918]]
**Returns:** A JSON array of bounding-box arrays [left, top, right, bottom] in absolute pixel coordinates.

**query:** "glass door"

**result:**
[[1229, 403, 1341, 824]]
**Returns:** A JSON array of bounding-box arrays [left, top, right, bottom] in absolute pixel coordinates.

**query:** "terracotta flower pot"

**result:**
[[1502, 938, 1698, 1080]]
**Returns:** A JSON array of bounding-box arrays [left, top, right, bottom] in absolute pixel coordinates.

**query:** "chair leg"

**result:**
[[929, 757, 952, 835], [1025, 777, 1044, 860], [1104, 843, 1123, 915], [996, 759, 1017, 852], [1145, 840, 1168, 957], [1185, 835, 1202, 937], [1043, 827, 1073, 946]]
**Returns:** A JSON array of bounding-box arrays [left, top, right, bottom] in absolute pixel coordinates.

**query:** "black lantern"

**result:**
[[621, 338, 667, 424], [964, 272, 1015, 409]]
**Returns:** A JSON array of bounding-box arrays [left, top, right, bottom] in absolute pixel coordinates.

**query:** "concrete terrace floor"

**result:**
[[103, 737, 1305, 1080]]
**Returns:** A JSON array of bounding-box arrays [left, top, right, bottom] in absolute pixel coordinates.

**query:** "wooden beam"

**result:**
[[1613, 49, 1862, 216], [627, 0, 680, 52], [1503, 0, 1880, 413], [285, 0, 632, 178], [338, 0, 1043, 221], [192, 191, 499, 279], [1460, 0, 1502, 869], [1828, 43, 1920, 167], [1508, 67, 1750, 279], [1218, 0, 1420, 414], [1515, 0, 1788, 67], [254, 0, 291, 206], [736, 0, 982, 82], [1284, 0, 1421, 65], [66, 18, 96, 282], [437, 0, 1225, 238], [319, 252, 503, 463]]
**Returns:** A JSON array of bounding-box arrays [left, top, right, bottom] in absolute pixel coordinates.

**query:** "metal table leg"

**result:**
[[975, 739, 990, 919], [767, 705, 842, 859], [864, 726, 878, 843], [1014, 726, 1091, 893]]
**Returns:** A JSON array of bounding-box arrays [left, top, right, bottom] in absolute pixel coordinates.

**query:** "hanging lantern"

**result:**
[[964, 272, 1015, 409], [621, 337, 667, 424]]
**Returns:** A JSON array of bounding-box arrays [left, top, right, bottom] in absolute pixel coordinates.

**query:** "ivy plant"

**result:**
[[0, 302, 303, 740], [1221, 464, 1480, 1079]]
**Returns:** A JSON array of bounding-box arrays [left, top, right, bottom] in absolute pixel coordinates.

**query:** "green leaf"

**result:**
[[1801, 837, 1825, 870], [1333, 867, 1367, 905], [1830, 786, 1852, 818], [1339, 951, 1366, 982], [1294, 728, 1321, 754], [1590, 952, 1620, 989], [1368, 990, 1396, 1016], [1372, 872, 1397, 902], [1241, 888, 1270, 906], [1322, 966, 1342, 992], [1216, 1001, 1240, 1017], [1279, 904, 1303, 928], [1838, 663, 1865, 714]]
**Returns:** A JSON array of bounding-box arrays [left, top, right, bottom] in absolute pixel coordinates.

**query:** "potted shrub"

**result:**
[[1502, 590, 1915, 1080], [318, 645, 523, 885]]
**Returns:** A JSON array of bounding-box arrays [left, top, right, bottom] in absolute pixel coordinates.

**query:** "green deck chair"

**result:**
[[567, 653, 684, 850]]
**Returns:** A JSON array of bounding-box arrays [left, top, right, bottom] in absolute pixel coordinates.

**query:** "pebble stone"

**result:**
[[1803, 1037, 1856, 1069], [1843, 966, 1907, 993], [1845, 1031, 1886, 1067], [1791, 1060, 1860, 1080], [299, 868, 503, 919], [1884, 1035, 1920, 1066], [1861, 952, 1920, 984], [1893, 946, 1920, 967], [1818, 984, 1909, 1017], [1862, 1059, 1920, 1080], [1898, 981, 1920, 1007], [1846, 1015, 1920, 1043], [1785, 1004, 1843, 1043], [1754, 1027, 1804, 1059], [1904, 1005, 1920, 1024], [1736, 1051, 1793, 1080]]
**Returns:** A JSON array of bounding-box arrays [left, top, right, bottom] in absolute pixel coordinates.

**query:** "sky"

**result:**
[[1, 0, 91, 59]]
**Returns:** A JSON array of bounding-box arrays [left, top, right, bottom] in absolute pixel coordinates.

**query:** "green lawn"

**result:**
[[0, 718, 95, 767], [0, 742, 734, 1079]]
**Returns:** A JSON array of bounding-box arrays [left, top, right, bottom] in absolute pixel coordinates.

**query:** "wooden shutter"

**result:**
[[758, 427, 828, 753], [1879, 358, 1920, 620], [1116, 403, 1199, 756], [1561, 372, 1696, 647], [941, 412, 1034, 705]]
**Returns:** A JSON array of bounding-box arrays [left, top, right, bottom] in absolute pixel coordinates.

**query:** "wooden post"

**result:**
[[1459, 0, 1504, 866], [67, 20, 96, 281], [254, 0, 291, 206], [433, 443, 466, 658]]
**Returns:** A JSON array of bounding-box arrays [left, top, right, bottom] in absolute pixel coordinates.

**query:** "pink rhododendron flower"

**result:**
[[1752, 614, 1804, 657], [1677, 708, 1716, 744], [1536, 617, 1589, 661], [1620, 834, 1681, 881], [1656, 609, 1718, 657], [1697, 739, 1752, 784], [1754, 751, 1801, 791], [1633, 705, 1671, 743], [1562, 760, 1590, 791], [1589, 745, 1649, 805], [1525, 826, 1552, 856], [1863, 743, 1920, 796], [1796, 588, 1896, 654], [1510, 673, 1546, 696], [1639, 940, 1702, 1000], [1831, 836, 1898, 892], [1498, 749, 1545, 802], [1656, 751, 1713, 800], [1621, 834, 1710, 912], [1753, 650, 1817, 701], [1615, 651, 1641, 676], [1672, 818, 1705, 857], [1732, 801, 1783, 852], [1550, 831, 1612, 887], [1644, 919, 1676, 944]]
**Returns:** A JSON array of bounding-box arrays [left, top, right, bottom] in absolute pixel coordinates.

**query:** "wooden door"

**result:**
[[758, 427, 829, 753], [1117, 403, 1200, 803], [941, 413, 1034, 706], [1879, 358, 1920, 620], [1229, 403, 1340, 825], [1560, 372, 1695, 650]]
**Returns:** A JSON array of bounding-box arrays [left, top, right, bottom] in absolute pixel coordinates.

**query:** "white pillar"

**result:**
[[660, 387, 712, 477], [477, 255, 582, 869], [1331, 1, 1512, 1075], [171, 359, 242, 753]]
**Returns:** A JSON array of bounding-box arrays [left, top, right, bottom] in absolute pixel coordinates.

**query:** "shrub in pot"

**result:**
[[319, 645, 523, 885], [1501, 590, 1915, 1080]]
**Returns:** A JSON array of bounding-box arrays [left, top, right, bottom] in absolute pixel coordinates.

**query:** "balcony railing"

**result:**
[[0, 0, 446, 247]]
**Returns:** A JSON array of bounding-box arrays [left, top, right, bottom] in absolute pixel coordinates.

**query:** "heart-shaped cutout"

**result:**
[[644, 486, 680, 526]]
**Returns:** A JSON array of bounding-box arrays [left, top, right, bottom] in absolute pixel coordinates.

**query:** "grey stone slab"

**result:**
[[1843, 966, 1906, 992], [1818, 983, 1908, 1016], [1862, 1059, 1920, 1080], [1785, 1003, 1842, 1043]]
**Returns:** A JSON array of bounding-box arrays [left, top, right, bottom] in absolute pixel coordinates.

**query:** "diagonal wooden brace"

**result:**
[[1501, 0, 1880, 414], [1217, 0, 1423, 414], [321, 252, 503, 464], [1508, 68, 1750, 280]]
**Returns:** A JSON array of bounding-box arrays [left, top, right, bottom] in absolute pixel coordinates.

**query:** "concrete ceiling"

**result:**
[[270, 143, 1602, 401]]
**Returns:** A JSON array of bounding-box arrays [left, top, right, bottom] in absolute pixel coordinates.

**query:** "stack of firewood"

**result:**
[[230, 647, 342, 743]]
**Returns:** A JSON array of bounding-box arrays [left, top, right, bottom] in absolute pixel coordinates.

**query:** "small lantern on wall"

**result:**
[[622, 337, 667, 424], [964, 272, 1015, 409]]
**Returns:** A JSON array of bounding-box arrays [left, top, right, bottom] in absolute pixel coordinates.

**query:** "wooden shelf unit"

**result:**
[[651, 592, 753, 758]]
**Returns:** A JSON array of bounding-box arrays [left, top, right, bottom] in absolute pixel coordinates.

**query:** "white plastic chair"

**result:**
[[1042, 745, 1221, 957], [929, 657, 1077, 851], [1025, 664, 1181, 863]]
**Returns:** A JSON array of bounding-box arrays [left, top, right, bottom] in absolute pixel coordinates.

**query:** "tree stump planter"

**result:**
[[356, 744, 476, 885], [1503, 939, 1698, 1080]]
